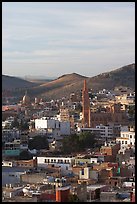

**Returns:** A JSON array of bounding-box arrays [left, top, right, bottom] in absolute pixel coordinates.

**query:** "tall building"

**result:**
[[82, 80, 91, 127]]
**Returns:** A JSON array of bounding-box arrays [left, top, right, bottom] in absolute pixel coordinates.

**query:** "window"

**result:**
[[130, 135, 132, 139], [81, 169, 84, 175], [130, 142, 132, 145], [67, 160, 70, 164], [122, 141, 124, 144], [125, 141, 127, 144]]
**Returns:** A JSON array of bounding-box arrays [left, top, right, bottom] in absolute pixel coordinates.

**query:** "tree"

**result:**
[[68, 194, 80, 202], [19, 150, 33, 160], [78, 131, 96, 149], [28, 135, 49, 150], [61, 134, 80, 154], [60, 132, 96, 154]]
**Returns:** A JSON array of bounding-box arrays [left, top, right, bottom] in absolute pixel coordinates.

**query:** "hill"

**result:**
[[34, 63, 135, 100], [87, 63, 135, 92], [28, 73, 87, 97], [2, 75, 37, 90], [2, 63, 135, 100]]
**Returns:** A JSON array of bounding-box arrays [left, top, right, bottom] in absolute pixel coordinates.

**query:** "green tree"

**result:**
[[28, 135, 49, 150], [61, 134, 80, 154], [79, 131, 96, 149], [61, 132, 96, 154], [19, 150, 33, 160]]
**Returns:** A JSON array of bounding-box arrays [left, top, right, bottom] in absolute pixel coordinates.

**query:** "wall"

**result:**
[[60, 122, 70, 135], [20, 173, 46, 184]]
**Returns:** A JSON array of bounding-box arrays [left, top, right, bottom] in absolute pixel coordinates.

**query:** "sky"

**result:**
[[2, 2, 135, 78]]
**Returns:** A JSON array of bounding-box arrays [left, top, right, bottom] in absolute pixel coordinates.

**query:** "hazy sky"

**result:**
[[2, 2, 135, 78]]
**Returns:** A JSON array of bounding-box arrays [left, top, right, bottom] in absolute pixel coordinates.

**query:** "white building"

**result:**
[[35, 117, 70, 139], [34, 156, 75, 175], [2, 116, 15, 129], [96, 124, 113, 139], [77, 124, 114, 141], [116, 130, 135, 153]]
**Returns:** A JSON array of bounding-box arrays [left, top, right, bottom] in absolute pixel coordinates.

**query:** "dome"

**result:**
[[22, 91, 30, 104]]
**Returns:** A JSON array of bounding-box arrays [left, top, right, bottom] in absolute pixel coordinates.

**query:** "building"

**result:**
[[95, 124, 113, 140], [78, 124, 114, 142], [2, 129, 20, 143], [100, 142, 120, 162], [82, 80, 91, 128], [90, 103, 128, 128], [56, 186, 70, 202], [3, 139, 28, 157], [35, 117, 70, 138], [34, 156, 75, 175], [79, 167, 92, 180], [3, 140, 21, 157], [59, 108, 70, 122], [2, 116, 15, 129], [87, 184, 108, 202], [116, 130, 135, 153]]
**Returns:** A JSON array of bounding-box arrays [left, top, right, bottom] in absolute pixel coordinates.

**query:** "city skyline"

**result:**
[[2, 2, 135, 78]]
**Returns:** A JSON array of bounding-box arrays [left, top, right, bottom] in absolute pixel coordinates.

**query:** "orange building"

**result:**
[[82, 80, 91, 128], [56, 186, 70, 202]]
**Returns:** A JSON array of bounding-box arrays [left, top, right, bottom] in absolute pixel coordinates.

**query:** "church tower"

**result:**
[[82, 80, 91, 127]]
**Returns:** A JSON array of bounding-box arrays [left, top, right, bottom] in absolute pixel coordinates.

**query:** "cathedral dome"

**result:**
[[22, 91, 30, 104]]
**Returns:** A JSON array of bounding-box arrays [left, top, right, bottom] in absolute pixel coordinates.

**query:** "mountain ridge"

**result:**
[[2, 63, 135, 99]]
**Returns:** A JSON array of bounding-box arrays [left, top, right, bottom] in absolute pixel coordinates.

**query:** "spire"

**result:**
[[83, 80, 87, 91], [82, 79, 91, 128]]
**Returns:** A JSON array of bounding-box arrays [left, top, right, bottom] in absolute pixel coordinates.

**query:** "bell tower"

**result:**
[[82, 80, 91, 127]]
